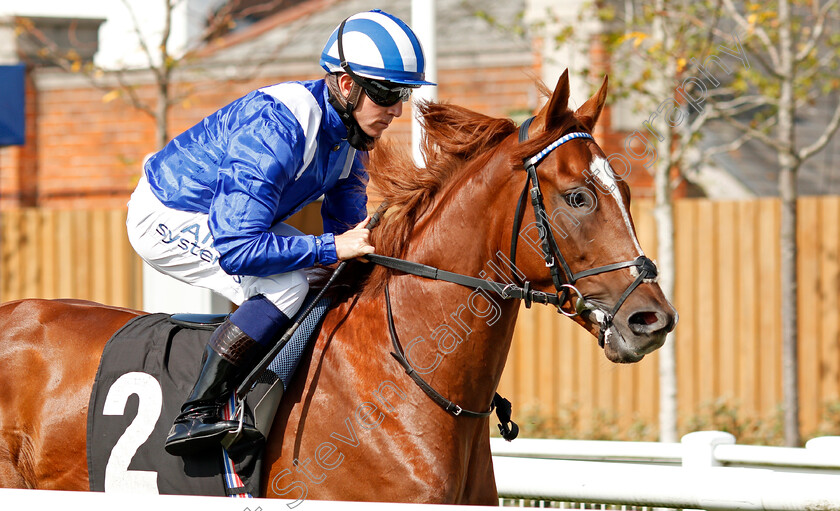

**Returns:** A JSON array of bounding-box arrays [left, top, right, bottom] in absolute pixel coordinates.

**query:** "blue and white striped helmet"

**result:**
[[320, 9, 435, 86]]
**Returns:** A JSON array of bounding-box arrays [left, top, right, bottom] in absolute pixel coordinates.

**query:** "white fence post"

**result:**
[[681, 431, 736, 468], [805, 435, 840, 452]]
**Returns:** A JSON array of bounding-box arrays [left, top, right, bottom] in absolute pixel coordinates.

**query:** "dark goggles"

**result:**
[[357, 78, 414, 107]]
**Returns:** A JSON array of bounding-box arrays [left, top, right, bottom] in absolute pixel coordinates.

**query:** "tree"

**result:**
[[17, 0, 294, 149], [574, 0, 759, 441], [598, 0, 840, 445], [706, 0, 840, 446], [471, 0, 760, 441]]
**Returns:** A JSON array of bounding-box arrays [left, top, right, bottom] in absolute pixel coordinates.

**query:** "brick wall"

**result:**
[[0, 48, 682, 210]]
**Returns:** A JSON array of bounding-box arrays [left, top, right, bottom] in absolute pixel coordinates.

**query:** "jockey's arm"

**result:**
[[322, 155, 374, 261], [209, 121, 338, 277]]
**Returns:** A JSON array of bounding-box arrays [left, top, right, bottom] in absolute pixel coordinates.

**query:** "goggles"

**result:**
[[357, 78, 414, 107]]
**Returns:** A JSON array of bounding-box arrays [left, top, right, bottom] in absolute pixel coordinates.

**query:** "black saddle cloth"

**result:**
[[86, 313, 261, 496]]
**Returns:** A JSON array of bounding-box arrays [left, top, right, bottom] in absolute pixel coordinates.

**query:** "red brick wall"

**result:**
[[0, 146, 22, 207], [37, 85, 155, 208], [1, 50, 682, 210]]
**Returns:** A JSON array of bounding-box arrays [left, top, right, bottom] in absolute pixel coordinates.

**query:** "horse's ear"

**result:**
[[541, 69, 571, 131], [575, 75, 609, 131]]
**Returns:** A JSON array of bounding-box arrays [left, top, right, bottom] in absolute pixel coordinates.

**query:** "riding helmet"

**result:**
[[320, 9, 436, 86]]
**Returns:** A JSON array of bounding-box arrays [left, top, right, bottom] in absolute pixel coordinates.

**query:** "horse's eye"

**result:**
[[564, 190, 588, 208]]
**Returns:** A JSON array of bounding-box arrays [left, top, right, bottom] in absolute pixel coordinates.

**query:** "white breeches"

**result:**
[[126, 174, 309, 316]]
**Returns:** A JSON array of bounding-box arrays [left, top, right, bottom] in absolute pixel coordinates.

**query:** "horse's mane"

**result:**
[[368, 102, 517, 256], [354, 97, 586, 298]]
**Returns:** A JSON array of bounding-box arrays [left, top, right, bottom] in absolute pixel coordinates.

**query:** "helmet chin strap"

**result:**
[[326, 73, 377, 151]]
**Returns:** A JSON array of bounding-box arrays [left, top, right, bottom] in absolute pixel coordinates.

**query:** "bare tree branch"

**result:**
[[799, 98, 840, 161], [120, 0, 163, 83], [111, 70, 157, 119], [680, 17, 783, 80], [797, 49, 839, 83], [703, 117, 774, 160], [160, 0, 174, 69], [16, 17, 159, 118], [720, 0, 781, 70], [711, 103, 789, 153], [177, 12, 313, 91], [795, 0, 839, 63], [192, 0, 291, 52], [710, 93, 775, 112]]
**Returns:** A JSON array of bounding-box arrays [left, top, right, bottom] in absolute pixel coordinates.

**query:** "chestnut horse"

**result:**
[[0, 72, 675, 504]]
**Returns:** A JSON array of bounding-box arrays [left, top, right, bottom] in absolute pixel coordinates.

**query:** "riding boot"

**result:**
[[164, 319, 264, 456]]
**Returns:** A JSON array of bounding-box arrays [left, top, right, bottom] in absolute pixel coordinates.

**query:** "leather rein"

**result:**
[[366, 116, 658, 438]]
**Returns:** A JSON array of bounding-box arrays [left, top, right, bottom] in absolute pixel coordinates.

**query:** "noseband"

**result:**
[[513, 116, 657, 347]]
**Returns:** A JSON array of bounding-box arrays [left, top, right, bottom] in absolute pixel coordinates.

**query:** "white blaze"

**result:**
[[590, 156, 644, 256]]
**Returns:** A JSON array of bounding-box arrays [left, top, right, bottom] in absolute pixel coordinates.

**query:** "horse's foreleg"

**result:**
[[461, 425, 499, 505], [0, 430, 34, 488]]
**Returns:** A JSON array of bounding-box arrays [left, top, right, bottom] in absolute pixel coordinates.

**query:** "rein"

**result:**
[[384, 284, 518, 441]]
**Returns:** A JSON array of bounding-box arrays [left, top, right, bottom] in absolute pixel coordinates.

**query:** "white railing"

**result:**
[[491, 431, 840, 510], [1, 431, 839, 511], [0, 488, 500, 511], [491, 431, 840, 470]]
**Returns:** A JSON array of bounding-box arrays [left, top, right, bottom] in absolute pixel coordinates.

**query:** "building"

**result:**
[[0, 0, 673, 212]]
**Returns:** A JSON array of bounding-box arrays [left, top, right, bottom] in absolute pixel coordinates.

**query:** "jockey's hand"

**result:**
[[334, 217, 375, 261]]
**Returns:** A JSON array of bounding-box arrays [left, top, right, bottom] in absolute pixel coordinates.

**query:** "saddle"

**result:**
[[86, 268, 334, 497], [170, 266, 341, 446], [169, 266, 341, 330]]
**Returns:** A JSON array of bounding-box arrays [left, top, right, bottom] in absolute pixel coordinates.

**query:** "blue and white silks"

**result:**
[[144, 79, 368, 278]]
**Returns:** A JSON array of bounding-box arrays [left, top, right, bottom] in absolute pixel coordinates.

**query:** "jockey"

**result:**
[[126, 9, 434, 457]]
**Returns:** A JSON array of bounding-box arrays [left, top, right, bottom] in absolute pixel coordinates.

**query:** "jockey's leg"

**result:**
[[165, 256, 309, 456], [127, 185, 313, 455], [165, 281, 306, 455]]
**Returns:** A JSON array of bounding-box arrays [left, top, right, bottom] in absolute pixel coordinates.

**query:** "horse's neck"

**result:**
[[390, 156, 522, 412]]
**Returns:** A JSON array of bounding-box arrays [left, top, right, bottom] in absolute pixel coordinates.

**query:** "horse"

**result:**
[[0, 70, 676, 504]]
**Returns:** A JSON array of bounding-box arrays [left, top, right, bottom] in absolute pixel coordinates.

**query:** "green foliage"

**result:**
[[683, 397, 785, 446], [493, 398, 840, 446], [489, 403, 656, 442], [813, 399, 840, 438]]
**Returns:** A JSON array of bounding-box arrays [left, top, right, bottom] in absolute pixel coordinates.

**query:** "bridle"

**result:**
[[511, 116, 659, 347], [371, 117, 659, 345], [365, 116, 659, 432], [231, 114, 661, 444]]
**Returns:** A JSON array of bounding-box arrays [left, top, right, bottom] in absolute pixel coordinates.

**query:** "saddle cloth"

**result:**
[[86, 296, 330, 497]]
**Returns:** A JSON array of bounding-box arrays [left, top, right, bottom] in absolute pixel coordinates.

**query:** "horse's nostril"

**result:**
[[631, 311, 659, 325], [628, 311, 664, 334]]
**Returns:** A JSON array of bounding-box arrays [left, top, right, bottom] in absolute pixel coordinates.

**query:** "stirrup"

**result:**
[[220, 397, 247, 450], [220, 396, 264, 451], [164, 418, 241, 456]]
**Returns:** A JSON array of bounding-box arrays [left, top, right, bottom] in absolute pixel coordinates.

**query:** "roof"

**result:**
[[197, 0, 532, 71]]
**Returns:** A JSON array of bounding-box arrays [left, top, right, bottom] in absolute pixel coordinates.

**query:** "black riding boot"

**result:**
[[164, 320, 263, 456]]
